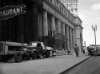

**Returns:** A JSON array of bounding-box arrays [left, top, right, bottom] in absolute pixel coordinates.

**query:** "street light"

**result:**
[[92, 24, 97, 50]]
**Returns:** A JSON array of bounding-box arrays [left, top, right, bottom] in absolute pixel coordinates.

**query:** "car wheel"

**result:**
[[15, 54, 23, 62], [7, 58, 15, 63]]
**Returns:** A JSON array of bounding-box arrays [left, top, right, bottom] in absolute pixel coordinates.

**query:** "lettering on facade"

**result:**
[[46, 0, 74, 23], [47, 0, 68, 18], [0, 4, 26, 20]]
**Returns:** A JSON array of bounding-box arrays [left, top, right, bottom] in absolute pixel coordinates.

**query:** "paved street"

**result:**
[[0, 55, 89, 74], [61, 56, 100, 74]]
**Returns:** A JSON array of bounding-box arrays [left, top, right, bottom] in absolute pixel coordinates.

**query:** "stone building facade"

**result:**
[[0, 0, 42, 43], [0, 0, 83, 54], [42, 0, 76, 53], [41, 0, 83, 54], [73, 16, 83, 55]]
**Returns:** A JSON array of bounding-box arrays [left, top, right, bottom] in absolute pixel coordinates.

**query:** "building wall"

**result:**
[[0, 0, 83, 55], [74, 16, 83, 55], [41, 0, 76, 53], [0, 0, 42, 43]]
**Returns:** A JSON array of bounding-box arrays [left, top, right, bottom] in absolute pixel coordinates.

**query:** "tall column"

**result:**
[[51, 16, 56, 36], [70, 28, 73, 50], [59, 21, 61, 33], [18, 14, 24, 42], [67, 26, 70, 50], [62, 23, 66, 50], [62, 23, 65, 35], [38, 14, 43, 37], [0, 22, 2, 41], [69, 27, 72, 50], [57, 20, 61, 33], [71, 29, 74, 49], [66, 25, 70, 51], [43, 10, 48, 36]]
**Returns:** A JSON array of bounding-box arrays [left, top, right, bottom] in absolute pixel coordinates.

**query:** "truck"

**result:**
[[0, 41, 33, 62], [0, 41, 55, 63]]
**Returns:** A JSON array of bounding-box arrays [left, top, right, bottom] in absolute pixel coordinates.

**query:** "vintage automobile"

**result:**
[[87, 45, 96, 55], [28, 41, 55, 58], [87, 45, 100, 56]]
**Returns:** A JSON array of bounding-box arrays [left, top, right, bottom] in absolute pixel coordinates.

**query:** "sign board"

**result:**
[[0, 4, 26, 20], [54, 33, 64, 40]]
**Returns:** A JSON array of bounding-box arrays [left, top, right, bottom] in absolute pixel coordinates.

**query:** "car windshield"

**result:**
[[29, 42, 45, 49], [46, 46, 53, 50], [31, 43, 37, 47]]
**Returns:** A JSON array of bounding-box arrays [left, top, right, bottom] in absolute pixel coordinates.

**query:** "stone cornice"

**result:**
[[43, 0, 75, 24], [43, 2, 74, 28]]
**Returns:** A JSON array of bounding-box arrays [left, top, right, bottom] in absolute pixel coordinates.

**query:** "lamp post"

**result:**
[[92, 24, 97, 50]]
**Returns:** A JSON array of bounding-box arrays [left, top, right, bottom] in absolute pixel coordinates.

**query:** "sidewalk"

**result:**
[[0, 55, 90, 74]]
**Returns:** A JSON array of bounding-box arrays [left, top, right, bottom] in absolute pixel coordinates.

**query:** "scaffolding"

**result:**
[[60, 0, 79, 15]]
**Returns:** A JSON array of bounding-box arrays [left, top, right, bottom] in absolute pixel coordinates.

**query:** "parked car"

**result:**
[[28, 41, 55, 58], [87, 46, 96, 55], [46, 46, 56, 56], [87, 45, 100, 56]]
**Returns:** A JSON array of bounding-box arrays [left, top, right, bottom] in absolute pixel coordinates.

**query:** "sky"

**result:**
[[78, 0, 100, 46]]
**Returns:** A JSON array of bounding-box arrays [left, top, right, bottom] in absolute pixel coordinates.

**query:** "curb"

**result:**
[[60, 56, 91, 74]]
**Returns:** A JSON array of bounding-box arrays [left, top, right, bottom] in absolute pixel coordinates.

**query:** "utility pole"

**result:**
[[83, 41, 86, 46], [92, 24, 97, 50]]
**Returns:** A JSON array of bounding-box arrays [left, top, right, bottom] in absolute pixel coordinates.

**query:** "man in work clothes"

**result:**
[[74, 44, 79, 57]]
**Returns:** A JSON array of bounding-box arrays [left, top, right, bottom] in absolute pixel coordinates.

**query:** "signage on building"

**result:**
[[54, 33, 64, 40], [0, 4, 26, 20], [46, 0, 74, 23], [47, 0, 68, 18]]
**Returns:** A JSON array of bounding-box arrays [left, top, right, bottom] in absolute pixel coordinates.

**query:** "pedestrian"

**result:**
[[74, 44, 79, 57], [36, 43, 43, 58], [82, 47, 85, 54]]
